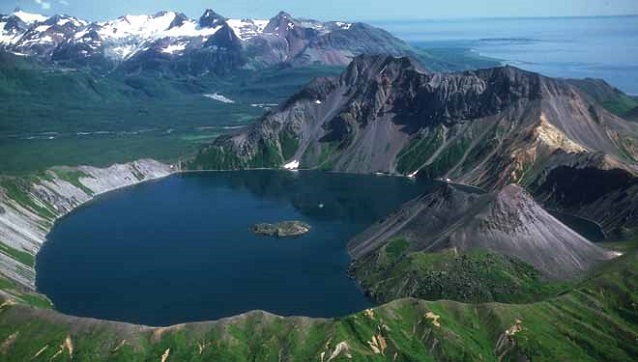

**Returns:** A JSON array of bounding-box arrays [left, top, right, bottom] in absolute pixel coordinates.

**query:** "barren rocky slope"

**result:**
[[189, 54, 638, 233], [349, 184, 616, 279], [347, 183, 619, 305]]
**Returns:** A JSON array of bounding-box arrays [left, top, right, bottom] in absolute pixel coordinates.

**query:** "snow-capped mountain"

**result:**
[[0, 9, 413, 74]]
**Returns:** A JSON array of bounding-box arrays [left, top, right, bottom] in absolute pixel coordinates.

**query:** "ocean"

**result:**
[[373, 16, 638, 95]]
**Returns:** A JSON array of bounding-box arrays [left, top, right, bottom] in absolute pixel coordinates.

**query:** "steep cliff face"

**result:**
[[530, 161, 638, 236], [0, 159, 172, 298], [189, 54, 638, 231]]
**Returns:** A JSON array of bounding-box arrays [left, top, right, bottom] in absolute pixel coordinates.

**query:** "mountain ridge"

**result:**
[[0, 9, 415, 74], [187, 54, 638, 233]]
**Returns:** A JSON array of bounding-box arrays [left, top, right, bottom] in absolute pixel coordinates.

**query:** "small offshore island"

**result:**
[[252, 221, 311, 238]]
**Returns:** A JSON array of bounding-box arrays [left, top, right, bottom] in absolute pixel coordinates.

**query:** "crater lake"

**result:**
[[36, 170, 429, 326]]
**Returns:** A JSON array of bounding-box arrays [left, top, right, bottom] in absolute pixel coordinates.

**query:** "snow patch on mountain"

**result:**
[[283, 160, 300, 170], [57, 18, 87, 27], [34, 25, 51, 32], [162, 20, 222, 38], [0, 24, 23, 44], [226, 18, 268, 40], [162, 42, 187, 54], [203, 93, 235, 103], [96, 12, 177, 40], [0, 8, 405, 68], [108, 44, 138, 59], [13, 11, 47, 24]]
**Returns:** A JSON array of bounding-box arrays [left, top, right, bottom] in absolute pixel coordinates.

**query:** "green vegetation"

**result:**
[[384, 237, 410, 260], [351, 238, 572, 304], [187, 144, 244, 170], [395, 127, 445, 174], [17, 294, 52, 309], [52, 169, 94, 195], [0, 249, 637, 361], [0, 179, 56, 220], [600, 233, 638, 253], [603, 97, 638, 117], [567, 77, 638, 118], [0, 276, 15, 291], [0, 242, 34, 268], [0, 57, 341, 175], [458, 130, 500, 174], [314, 141, 341, 170], [1, 130, 227, 175], [187, 138, 287, 170], [2, 45, 638, 361], [1, 49, 502, 175], [420, 135, 472, 179], [279, 132, 300, 161], [0, 275, 52, 309], [249, 140, 285, 168]]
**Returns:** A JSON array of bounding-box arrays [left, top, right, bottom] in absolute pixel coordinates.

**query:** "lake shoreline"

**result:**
[[36, 168, 428, 325], [0, 159, 174, 296]]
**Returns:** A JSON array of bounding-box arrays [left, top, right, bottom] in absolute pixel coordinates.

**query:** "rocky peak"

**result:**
[[2, 15, 26, 32], [203, 23, 242, 50], [168, 12, 189, 30], [488, 184, 539, 229], [495, 184, 529, 204], [480, 65, 545, 99], [339, 55, 425, 87], [43, 14, 85, 29], [274, 11, 293, 20], [264, 10, 299, 34], [199, 9, 226, 28]]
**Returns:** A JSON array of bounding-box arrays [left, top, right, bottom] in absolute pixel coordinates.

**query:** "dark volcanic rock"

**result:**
[[199, 9, 226, 28], [189, 54, 638, 231], [532, 163, 638, 235]]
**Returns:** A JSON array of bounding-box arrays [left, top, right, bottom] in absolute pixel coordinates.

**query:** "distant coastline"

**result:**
[[373, 16, 638, 95]]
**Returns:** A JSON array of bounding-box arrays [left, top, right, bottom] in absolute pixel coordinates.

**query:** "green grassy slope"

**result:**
[[568, 78, 638, 118], [0, 248, 636, 361], [351, 238, 573, 304], [0, 56, 342, 174]]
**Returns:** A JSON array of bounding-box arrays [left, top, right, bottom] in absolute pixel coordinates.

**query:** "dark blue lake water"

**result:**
[[36, 171, 429, 326], [373, 16, 638, 94]]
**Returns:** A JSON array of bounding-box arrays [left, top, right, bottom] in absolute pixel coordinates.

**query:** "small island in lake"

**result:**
[[252, 221, 311, 238]]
